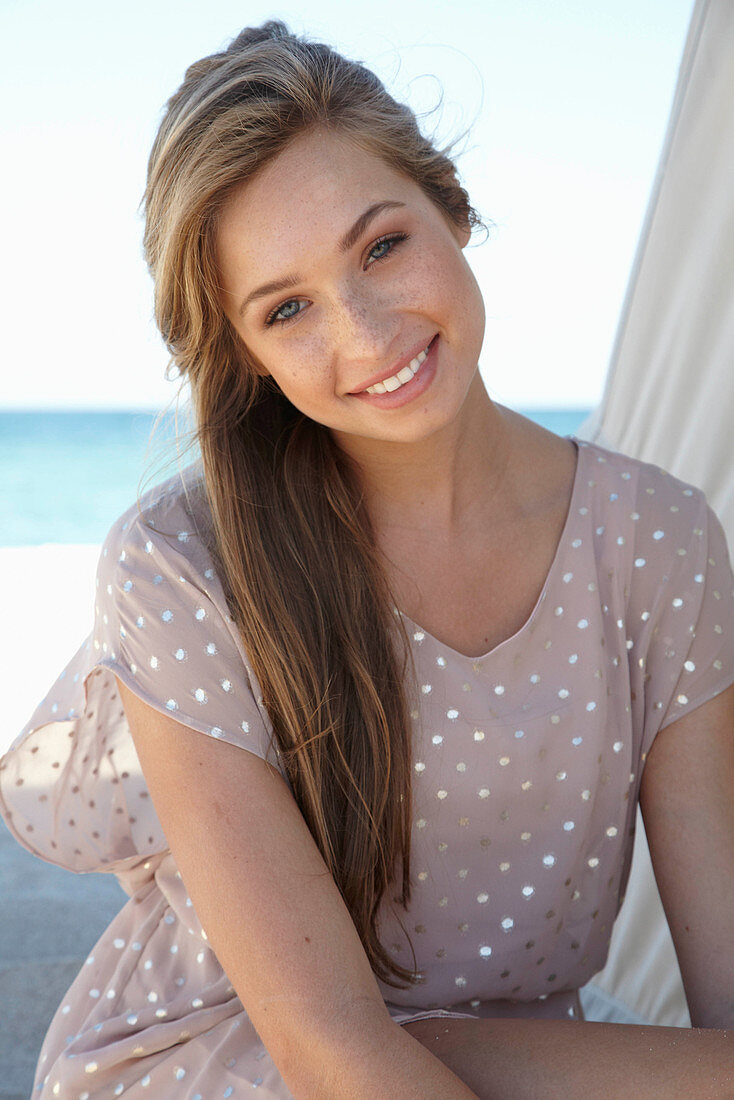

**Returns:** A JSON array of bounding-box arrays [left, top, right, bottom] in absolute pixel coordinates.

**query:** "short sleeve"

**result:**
[[0, 482, 285, 876], [640, 493, 734, 750], [101, 506, 279, 761]]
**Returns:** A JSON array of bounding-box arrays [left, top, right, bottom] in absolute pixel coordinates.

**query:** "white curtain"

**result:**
[[577, 0, 734, 1026]]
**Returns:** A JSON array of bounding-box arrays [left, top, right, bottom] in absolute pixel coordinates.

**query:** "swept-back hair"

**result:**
[[143, 19, 481, 987]]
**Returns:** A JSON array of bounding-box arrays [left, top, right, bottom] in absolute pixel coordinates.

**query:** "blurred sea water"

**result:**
[[1, 407, 593, 547]]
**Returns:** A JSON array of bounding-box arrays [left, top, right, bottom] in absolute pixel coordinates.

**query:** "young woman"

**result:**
[[2, 20, 733, 1099]]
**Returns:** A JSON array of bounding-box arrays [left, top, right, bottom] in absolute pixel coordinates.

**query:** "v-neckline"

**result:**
[[398, 435, 584, 662]]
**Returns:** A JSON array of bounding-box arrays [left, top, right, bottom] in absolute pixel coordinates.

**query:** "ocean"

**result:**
[[1, 407, 593, 547]]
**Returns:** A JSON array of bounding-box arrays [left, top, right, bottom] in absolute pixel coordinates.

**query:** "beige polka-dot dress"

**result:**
[[3, 435, 734, 1098]]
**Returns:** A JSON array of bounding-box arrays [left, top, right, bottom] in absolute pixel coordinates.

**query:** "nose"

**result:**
[[329, 281, 400, 377]]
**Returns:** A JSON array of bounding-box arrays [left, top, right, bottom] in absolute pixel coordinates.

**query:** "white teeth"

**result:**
[[364, 343, 431, 395]]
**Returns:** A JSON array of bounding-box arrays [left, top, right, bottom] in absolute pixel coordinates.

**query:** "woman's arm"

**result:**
[[403, 1015, 733, 1099], [639, 680, 734, 1028], [115, 677, 478, 1099]]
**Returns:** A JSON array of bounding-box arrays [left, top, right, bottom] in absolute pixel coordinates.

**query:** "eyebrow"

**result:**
[[237, 200, 407, 317]]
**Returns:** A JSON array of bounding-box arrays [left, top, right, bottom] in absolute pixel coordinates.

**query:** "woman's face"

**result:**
[[216, 127, 485, 449]]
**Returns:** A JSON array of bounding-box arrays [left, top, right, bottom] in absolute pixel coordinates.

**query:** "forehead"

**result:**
[[215, 128, 425, 280]]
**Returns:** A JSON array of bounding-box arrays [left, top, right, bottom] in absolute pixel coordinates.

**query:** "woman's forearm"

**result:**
[[281, 1003, 479, 1099], [404, 1016, 733, 1100]]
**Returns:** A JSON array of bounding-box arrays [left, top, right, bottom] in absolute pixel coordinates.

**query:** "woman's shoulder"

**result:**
[[100, 460, 218, 585], [574, 433, 708, 513]]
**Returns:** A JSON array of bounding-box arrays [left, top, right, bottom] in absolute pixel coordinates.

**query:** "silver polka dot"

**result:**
[[563, 821, 575, 831], [414, 762, 426, 773], [432, 734, 443, 745], [479, 945, 492, 957], [501, 916, 514, 931], [447, 708, 459, 720], [522, 885, 535, 898], [606, 826, 618, 837], [161, 609, 173, 623], [194, 688, 207, 704], [542, 853, 556, 867]]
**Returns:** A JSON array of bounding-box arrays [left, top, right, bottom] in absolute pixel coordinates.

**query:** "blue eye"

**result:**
[[265, 298, 305, 327], [366, 233, 409, 265]]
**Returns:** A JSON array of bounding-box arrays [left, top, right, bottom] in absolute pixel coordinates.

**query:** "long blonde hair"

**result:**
[[143, 20, 482, 987]]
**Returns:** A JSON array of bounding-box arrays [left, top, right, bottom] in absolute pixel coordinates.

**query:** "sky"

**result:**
[[0, 0, 695, 412]]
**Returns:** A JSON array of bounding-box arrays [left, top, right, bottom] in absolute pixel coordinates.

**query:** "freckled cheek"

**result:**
[[394, 244, 474, 320], [269, 343, 337, 401]]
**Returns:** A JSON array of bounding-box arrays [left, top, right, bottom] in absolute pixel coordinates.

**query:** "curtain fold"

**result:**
[[576, 0, 734, 1026]]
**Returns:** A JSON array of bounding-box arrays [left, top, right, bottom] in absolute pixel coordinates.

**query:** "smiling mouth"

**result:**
[[360, 337, 436, 395]]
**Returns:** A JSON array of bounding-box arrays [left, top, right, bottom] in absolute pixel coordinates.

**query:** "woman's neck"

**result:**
[[337, 376, 516, 541]]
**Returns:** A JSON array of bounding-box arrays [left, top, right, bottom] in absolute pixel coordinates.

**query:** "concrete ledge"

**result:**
[[0, 818, 125, 1096]]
